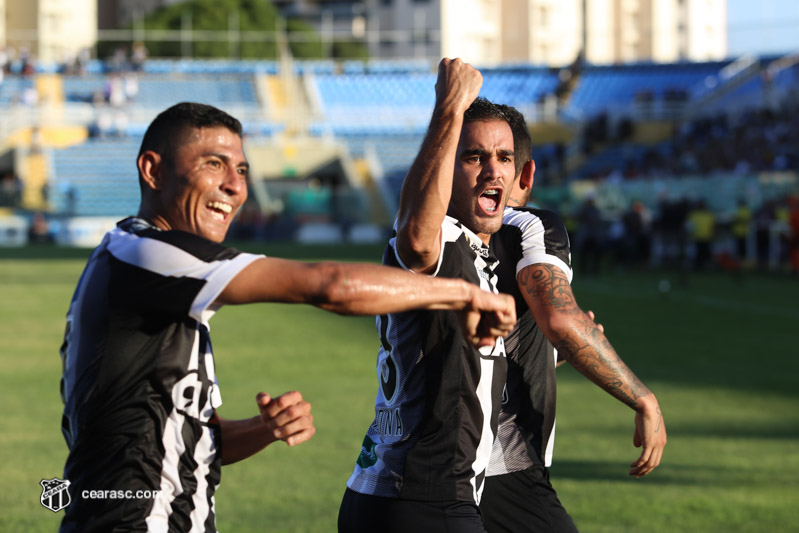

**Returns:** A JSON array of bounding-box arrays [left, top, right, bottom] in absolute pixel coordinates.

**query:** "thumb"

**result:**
[[256, 392, 272, 408]]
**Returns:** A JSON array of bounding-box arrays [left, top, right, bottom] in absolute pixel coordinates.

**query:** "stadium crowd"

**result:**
[[578, 105, 799, 180], [562, 192, 799, 275]]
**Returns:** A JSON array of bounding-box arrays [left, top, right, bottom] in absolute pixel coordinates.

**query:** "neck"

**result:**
[[506, 190, 527, 208], [136, 205, 170, 231]]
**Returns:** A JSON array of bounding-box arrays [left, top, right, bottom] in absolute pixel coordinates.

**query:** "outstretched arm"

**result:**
[[217, 258, 516, 347], [395, 58, 483, 273], [217, 391, 315, 466], [518, 263, 666, 477]]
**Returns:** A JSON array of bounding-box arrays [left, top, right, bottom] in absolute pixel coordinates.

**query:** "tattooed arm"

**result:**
[[517, 263, 667, 477]]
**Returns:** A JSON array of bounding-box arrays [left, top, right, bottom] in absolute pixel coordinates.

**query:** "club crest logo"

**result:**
[[40, 478, 71, 513]]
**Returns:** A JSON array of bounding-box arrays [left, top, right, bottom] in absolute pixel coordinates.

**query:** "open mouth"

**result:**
[[478, 188, 502, 215], [207, 201, 233, 222]]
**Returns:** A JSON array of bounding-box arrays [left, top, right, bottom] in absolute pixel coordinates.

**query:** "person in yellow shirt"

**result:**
[[731, 199, 752, 265], [687, 199, 716, 270]]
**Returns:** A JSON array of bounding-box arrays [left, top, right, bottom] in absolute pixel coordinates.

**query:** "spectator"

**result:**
[[787, 195, 799, 274], [573, 196, 604, 275], [687, 200, 716, 270], [731, 199, 752, 263]]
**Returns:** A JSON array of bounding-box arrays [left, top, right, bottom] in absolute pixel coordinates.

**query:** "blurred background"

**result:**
[[0, 0, 797, 273], [1, 3, 798, 531]]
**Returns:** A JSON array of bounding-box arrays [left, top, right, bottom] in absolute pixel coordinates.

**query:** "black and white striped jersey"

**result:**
[[346, 216, 508, 504], [59, 217, 261, 533], [487, 207, 573, 475]]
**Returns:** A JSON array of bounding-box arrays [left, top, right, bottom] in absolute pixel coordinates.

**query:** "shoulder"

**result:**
[[503, 207, 569, 247], [116, 217, 244, 264], [504, 206, 566, 232]]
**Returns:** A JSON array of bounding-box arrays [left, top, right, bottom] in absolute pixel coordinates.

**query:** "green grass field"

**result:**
[[2, 243, 798, 532]]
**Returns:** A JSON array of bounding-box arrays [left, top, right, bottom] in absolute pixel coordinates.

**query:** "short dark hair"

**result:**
[[138, 102, 243, 161], [497, 104, 532, 176], [464, 97, 510, 126]]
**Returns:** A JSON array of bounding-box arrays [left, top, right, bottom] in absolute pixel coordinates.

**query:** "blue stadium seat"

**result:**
[[50, 137, 143, 217]]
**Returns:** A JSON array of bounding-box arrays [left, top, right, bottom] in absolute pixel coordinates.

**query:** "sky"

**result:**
[[727, 0, 799, 56]]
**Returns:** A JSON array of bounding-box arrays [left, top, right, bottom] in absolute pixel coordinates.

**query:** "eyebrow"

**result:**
[[461, 148, 489, 158], [460, 148, 515, 159]]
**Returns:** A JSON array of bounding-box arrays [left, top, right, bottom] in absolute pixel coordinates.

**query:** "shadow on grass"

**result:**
[[671, 420, 799, 440], [551, 458, 757, 486]]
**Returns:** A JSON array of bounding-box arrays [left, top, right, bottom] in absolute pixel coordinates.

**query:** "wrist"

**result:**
[[432, 103, 467, 125], [633, 393, 659, 414]]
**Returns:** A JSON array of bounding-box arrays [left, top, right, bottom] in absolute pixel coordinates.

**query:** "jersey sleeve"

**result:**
[[387, 217, 461, 277], [107, 226, 263, 325], [503, 208, 573, 283]]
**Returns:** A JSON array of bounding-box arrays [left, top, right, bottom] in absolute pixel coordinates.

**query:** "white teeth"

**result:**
[[208, 201, 233, 214], [483, 190, 499, 196]]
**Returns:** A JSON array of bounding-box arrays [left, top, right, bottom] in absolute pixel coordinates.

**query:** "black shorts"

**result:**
[[480, 467, 578, 533], [338, 487, 488, 533]]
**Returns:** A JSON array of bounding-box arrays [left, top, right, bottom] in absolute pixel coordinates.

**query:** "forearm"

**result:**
[[398, 106, 463, 231], [395, 57, 482, 271], [220, 257, 471, 311], [315, 262, 479, 315], [550, 311, 652, 410], [396, 107, 464, 270], [218, 415, 276, 466], [520, 264, 652, 410]]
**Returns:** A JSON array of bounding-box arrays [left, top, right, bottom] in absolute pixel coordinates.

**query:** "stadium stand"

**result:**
[[565, 60, 732, 119], [49, 137, 142, 217], [0, 77, 35, 106], [2, 54, 797, 270], [62, 74, 259, 108]]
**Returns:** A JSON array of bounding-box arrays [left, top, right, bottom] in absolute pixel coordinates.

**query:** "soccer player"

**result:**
[[480, 105, 667, 532], [338, 59, 518, 532], [59, 102, 516, 533]]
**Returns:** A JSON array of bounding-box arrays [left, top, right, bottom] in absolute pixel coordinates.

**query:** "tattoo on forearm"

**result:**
[[520, 264, 652, 408]]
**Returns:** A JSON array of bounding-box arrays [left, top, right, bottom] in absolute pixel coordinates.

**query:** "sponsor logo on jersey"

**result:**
[[469, 241, 490, 258], [356, 436, 378, 468], [40, 478, 71, 513]]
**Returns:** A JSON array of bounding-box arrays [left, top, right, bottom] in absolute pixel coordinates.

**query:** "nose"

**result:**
[[222, 168, 248, 198], [481, 156, 503, 182]]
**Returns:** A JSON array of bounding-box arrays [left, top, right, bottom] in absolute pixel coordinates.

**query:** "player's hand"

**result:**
[[629, 394, 666, 478], [458, 289, 516, 347], [435, 58, 483, 115], [256, 391, 315, 447]]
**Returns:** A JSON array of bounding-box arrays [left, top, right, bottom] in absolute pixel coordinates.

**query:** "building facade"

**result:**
[[4, 0, 96, 64], [0, 0, 727, 66], [362, 0, 727, 66], [585, 0, 727, 64]]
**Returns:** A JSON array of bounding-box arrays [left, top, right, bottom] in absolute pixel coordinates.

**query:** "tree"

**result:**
[[98, 0, 367, 61]]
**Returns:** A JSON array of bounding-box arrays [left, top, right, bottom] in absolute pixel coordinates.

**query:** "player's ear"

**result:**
[[519, 159, 535, 191], [138, 151, 163, 191]]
